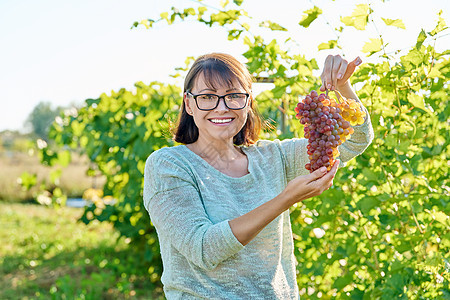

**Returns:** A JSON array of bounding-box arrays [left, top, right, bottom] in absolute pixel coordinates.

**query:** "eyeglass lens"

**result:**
[[196, 94, 247, 110]]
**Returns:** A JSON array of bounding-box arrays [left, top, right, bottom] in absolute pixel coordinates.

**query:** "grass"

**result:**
[[0, 202, 164, 299], [0, 150, 100, 202]]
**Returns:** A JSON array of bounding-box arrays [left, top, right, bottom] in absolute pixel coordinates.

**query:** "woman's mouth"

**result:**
[[209, 118, 234, 125]]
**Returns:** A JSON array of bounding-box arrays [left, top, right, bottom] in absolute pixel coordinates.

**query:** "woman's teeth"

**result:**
[[210, 118, 232, 124]]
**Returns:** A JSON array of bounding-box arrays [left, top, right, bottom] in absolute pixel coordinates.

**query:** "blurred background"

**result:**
[[1, 0, 449, 299]]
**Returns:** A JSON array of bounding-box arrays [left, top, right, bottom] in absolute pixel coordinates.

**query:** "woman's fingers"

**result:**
[[307, 166, 328, 183], [339, 56, 362, 84], [335, 60, 348, 87], [320, 55, 334, 91], [320, 55, 362, 91], [312, 159, 340, 190]]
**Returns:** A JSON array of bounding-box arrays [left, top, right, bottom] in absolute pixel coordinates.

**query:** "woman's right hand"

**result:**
[[228, 159, 340, 246], [282, 160, 340, 205]]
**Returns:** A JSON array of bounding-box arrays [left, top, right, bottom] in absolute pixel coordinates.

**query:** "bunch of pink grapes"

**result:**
[[295, 90, 358, 172]]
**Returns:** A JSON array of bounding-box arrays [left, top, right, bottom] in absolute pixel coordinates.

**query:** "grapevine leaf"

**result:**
[[57, 150, 71, 167], [333, 272, 353, 289], [361, 167, 379, 182], [340, 4, 371, 30], [358, 197, 380, 215], [381, 17, 405, 29], [362, 38, 383, 56], [160, 12, 169, 21], [198, 6, 207, 17], [429, 10, 447, 36], [210, 10, 240, 26], [400, 49, 424, 67], [318, 40, 338, 51], [416, 29, 427, 49], [228, 29, 243, 40], [408, 93, 425, 110], [428, 66, 444, 79], [299, 6, 322, 28], [259, 20, 287, 31], [220, 0, 229, 8], [432, 211, 450, 226], [86, 98, 100, 107], [233, 0, 243, 5], [50, 169, 62, 185], [18, 172, 37, 190]]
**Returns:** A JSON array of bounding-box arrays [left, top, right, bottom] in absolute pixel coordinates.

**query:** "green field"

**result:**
[[0, 202, 163, 300], [0, 151, 96, 202]]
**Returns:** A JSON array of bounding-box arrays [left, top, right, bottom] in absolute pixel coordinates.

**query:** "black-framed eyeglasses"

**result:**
[[187, 92, 249, 111]]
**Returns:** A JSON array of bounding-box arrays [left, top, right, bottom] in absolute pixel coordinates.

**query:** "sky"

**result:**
[[1, 0, 449, 132]]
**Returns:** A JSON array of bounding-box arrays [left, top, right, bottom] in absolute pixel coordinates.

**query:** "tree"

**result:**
[[25, 101, 62, 141]]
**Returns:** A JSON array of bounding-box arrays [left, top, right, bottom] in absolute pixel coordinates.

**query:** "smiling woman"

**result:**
[[143, 52, 374, 299], [175, 53, 261, 148]]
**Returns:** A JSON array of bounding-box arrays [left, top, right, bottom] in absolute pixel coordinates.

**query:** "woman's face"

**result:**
[[184, 72, 251, 144]]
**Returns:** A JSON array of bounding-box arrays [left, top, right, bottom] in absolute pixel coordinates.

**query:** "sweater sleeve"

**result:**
[[143, 149, 244, 271], [337, 104, 374, 164]]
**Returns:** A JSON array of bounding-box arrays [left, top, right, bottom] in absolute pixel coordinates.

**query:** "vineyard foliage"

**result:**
[[36, 1, 449, 298]]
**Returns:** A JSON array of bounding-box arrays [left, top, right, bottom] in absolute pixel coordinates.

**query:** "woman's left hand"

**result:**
[[319, 55, 362, 92]]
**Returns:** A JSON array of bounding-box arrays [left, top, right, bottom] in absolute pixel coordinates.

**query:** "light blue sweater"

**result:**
[[143, 116, 373, 299]]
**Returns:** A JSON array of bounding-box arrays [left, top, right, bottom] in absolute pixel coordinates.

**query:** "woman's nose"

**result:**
[[214, 97, 229, 112]]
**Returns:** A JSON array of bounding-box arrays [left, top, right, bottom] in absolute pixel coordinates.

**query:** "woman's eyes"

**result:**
[[199, 95, 216, 101]]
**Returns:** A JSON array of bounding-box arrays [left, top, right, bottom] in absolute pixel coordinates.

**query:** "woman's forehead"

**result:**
[[194, 71, 243, 91]]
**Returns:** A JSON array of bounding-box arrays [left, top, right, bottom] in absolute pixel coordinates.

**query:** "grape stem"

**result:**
[[334, 90, 345, 103]]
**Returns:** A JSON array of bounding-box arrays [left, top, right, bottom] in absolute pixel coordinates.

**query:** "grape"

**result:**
[[295, 89, 366, 172]]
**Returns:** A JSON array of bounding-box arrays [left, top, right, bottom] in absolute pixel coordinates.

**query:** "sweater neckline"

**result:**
[[180, 145, 253, 181]]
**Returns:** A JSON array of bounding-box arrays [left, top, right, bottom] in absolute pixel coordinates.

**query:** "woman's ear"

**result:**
[[184, 92, 193, 115]]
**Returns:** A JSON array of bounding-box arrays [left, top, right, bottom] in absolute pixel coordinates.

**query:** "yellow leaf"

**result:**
[[340, 4, 371, 30], [407, 93, 425, 110], [362, 38, 383, 55], [381, 17, 406, 29], [432, 211, 450, 227], [299, 6, 322, 28], [430, 10, 447, 36], [318, 40, 338, 51], [160, 12, 169, 20]]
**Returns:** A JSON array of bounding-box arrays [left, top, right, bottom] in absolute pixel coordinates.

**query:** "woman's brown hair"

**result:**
[[173, 53, 262, 146]]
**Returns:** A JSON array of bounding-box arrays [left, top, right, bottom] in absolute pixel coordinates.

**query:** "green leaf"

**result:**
[[358, 197, 380, 215], [432, 211, 450, 226], [333, 272, 353, 289], [340, 4, 371, 30], [407, 93, 425, 110], [361, 167, 379, 182], [259, 20, 287, 31], [233, 0, 243, 5], [299, 6, 322, 28], [318, 39, 338, 51], [50, 169, 62, 185], [86, 98, 100, 107], [416, 29, 427, 49], [381, 17, 405, 29], [400, 49, 424, 67], [18, 172, 37, 190], [57, 150, 71, 167], [362, 38, 383, 55]]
